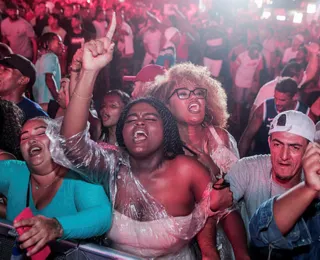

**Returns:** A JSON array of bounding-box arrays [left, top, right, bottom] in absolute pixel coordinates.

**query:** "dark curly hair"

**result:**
[[38, 32, 58, 51], [116, 97, 184, 159], [0, 99, 24, 159]]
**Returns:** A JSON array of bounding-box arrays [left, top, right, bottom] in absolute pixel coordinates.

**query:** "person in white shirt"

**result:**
[[232, 43, 263, 125], [141, 18, 162, 67], [92, 9, 108, 39], [42, 13, 67, 41], [116, 13, 134, 59], [251, 43, 319, 117], [1, 2, 37, 63], [282, 34, 304, 65], [262, 28, 276, 76]]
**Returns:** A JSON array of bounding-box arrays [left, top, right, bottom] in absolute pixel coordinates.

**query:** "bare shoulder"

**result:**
[[171, 155, 210, 179], [0, 152, 16, 161]]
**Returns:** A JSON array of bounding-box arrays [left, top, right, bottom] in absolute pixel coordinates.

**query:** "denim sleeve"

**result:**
[[249, 196, 312, 250]]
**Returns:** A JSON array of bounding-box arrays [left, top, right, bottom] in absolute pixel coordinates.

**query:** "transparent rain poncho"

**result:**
[[46, 118, 215, 259], [206, 126, 240, 260]]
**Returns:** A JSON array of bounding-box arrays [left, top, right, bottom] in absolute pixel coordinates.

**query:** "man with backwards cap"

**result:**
[[0, 54, 48, 121], [250, 119, 320, 259], [222, 111, 316, 244], [123, 64, 166, 99]]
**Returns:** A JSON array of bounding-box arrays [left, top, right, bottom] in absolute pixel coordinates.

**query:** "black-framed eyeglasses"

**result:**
[[167, 88, 207, 101]]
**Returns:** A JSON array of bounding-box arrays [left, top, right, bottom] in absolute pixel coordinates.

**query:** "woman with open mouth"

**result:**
[[0, 116, 112, 257], [46, 14, 233, 259], [147, 63, 248, 260]]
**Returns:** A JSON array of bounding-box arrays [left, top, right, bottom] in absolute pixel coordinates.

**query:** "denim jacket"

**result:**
[[249, 196, 320, 260]]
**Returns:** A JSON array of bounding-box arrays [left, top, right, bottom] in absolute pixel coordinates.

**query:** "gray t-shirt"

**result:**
[[1, 18, 35, 58], [225, 155, 289, 231]]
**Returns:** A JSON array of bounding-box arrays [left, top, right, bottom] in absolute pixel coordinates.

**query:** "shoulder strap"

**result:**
[[208, 126, 223, 145]]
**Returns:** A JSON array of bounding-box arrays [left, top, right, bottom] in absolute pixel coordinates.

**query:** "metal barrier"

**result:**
[[0, 218, 141, 260]]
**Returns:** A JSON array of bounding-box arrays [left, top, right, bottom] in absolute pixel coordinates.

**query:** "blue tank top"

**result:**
[[253, 98, 309, 155]]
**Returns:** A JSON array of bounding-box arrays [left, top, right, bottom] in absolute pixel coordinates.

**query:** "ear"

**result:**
[[268, 135, 271, 148], [18, 76, 30, 86]]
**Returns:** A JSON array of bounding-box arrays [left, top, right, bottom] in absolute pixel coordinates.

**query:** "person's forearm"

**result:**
[[274, 182, 317, 235], [305, 53, 318, 83], [30, 38, 37, 63], [45, 75, 59, 100], [220, 211, 250, 260], [238, 134, 252, 158], [56, 203, 111, 240], [197, 217, 220, 259], [69, 70, 80, 96], [61, 70, 99, 138]]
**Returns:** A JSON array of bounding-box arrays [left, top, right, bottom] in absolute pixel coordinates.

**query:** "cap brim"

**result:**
[[0, 58, 15, 69], [123, 76, 137, 82]]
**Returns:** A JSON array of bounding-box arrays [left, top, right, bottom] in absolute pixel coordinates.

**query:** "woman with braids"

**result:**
[[98, 90, 130, 147], [0, 99, 24, 160], [147, 63, 250, 260], [46, 16, 233, 259], [33, 32, 64, 105]]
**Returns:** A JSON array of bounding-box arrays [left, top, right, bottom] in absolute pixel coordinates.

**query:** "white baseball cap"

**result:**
[[269, 110, 315, 142]]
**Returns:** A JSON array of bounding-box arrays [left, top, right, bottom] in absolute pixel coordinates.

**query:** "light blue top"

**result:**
[[0, 160, 112, 240], [33, 52, 61, 104]]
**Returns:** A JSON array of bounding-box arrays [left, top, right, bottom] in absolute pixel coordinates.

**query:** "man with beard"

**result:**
[[239, 77, 313, 157], [1, 3, 37, 63], [224, 111, 316, 240]]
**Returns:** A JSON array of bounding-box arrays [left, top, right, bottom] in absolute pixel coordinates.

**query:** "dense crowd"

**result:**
[[0, 0, 319, 259]]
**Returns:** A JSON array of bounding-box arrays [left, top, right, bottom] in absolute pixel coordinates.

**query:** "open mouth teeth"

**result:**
[[29, 146, 42, 156], [133, 130, 148, 142], [188, 103, 200, 112]]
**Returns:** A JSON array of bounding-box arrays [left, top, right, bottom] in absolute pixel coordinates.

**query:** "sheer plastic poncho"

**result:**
[[46, 118, 214, 259]]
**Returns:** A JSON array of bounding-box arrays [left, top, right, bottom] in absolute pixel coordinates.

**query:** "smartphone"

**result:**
[[14, 208, 51, 260]]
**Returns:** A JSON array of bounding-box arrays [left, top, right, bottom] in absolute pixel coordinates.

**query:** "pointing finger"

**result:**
[[106, 12, 116, 41]]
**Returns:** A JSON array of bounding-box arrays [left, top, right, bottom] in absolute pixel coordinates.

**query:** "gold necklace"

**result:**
[[32, 167, 62, 190]]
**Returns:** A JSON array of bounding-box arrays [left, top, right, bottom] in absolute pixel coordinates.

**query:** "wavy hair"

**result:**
[[147, 63, 229, 128]]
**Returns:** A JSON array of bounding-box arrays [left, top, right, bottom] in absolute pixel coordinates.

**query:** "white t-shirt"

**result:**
[[143, 28, 162, 58], [282, 47, 298, 64], [225, 155, 302, 234], [262, 37, 276, 68], [42, 26, 67, 42], [1, 18, 35, 58], [117, 22, 134, 57], [235, 51, 262, 89], [92, 20, 108, 39], [253, 77, 279, 108]]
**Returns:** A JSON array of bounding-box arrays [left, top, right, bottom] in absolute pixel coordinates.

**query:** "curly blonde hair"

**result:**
[[146, 63, 229, 128]]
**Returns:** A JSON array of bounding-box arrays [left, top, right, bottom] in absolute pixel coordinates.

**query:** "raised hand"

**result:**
[[82, 12, 116, 72], [303, 143, 320, 192], [306, 42, 319, 54]]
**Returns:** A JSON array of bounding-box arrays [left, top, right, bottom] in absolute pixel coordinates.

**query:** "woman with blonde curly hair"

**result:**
[[147, 63, 238, 177], [147, 63, 249, 260]]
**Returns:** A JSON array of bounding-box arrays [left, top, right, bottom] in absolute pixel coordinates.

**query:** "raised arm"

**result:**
[[239, 103, 264, 157], [273, 143, 320, 235], [46, 14, 117, 185], [302, 43, 319, 85], [61, 13, 116, 139]]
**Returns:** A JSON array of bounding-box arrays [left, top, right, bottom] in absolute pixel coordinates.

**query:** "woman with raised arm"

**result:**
[[46, 14, 233, 259]]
